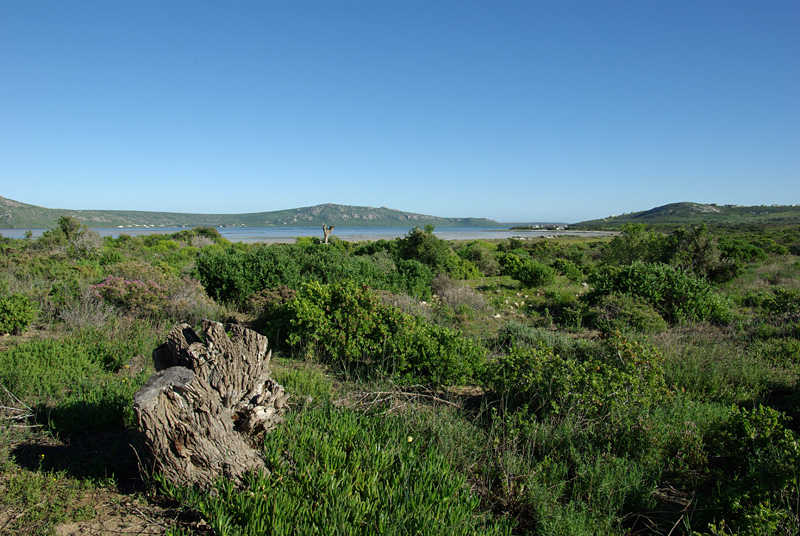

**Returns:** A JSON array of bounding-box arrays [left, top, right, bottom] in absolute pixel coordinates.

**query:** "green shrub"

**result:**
[[170, 226, 225, 246], [396, 226, 480, 279], [552, 258, 583, 282], [700, 405, 800, 535], [393, 259, 434, 300], [745, 286, 800, 323], [0, 293, 38, 335], [537, 290, 584, 330], [195, 242, 435, 305], [392, 318, 486, 385], [718, 236, 769, 263], [487, 333, 668, 418], [45, 276, 82, 315], [602, 223, 667, 265], [663, 225, 740, 283], [396, 225, 453, 274], [513, 260, 556, 287], [93, 261, 219, 323], [194, 245, 256, 304], [562, 243, 592, 267], [286, 280, 405, 365], [285, 280, 485, 385], [92, 275, 170, 318], [458, 240, 501, 276], [497, 252, 525, 278], [494, 321, 602, 359], [589, 262, 732, 324], [99, 249, 124, 266], [585, 292, 667, 334]]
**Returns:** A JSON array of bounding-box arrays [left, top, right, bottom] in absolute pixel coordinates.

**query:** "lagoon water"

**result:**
[[1, 226, 612, 243]]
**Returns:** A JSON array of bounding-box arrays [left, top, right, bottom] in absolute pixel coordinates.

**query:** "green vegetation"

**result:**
[[1, 219, 799, 535], [161, 406, 512, 536]]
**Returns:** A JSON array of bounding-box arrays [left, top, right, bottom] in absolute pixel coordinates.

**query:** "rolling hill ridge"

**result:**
[[0, 196, 498, 230], [576, 202, 800, 227]]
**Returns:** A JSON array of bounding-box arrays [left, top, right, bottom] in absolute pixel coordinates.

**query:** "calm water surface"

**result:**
[[2, 226, 612, 243]]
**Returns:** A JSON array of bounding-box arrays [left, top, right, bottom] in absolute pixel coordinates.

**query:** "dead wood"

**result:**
[[133, 320, 288, 489]]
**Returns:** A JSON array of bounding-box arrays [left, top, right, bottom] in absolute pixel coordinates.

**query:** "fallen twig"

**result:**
[[334, 388, 461, 415]]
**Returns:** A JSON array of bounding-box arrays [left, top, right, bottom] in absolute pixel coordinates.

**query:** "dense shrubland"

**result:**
[[1, 219, 799, 535]]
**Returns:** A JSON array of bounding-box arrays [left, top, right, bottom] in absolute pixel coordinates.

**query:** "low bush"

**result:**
[[93, 262, 220, 323], [392, 259, 434, 300], [585, 292, 668, 334], [494, 321, 602, 359], [698, 405, 800, 535], [397, 226, 480, 279], [601, 223, 667, 266], [92, 276, 170, 318], [719, 236, 769, 263], [487, 333, 668, 419], [536, 289, 584, 330], [195, 243, 436, 305], [513, 260, 556, 288], [744, 286, 800, 323], [552, 258, 583, 282], [284, 280, 485, 385], [431, 274, 489, 313], [458, 241, 502, 276], [589, 262, 732, 324], [0, 292, 38, 335], [497, 252, 525, 278]]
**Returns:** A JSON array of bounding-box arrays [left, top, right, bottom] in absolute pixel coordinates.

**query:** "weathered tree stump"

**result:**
[[133, 320, 288, 489], [322, 223, 335, 244]]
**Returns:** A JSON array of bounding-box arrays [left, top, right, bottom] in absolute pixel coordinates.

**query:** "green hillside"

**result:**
[[576, 202, 800, 227], [0, 196, 497, 230]]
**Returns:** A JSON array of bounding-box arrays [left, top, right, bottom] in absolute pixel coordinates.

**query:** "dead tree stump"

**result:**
[[133, 320, 288, 489]]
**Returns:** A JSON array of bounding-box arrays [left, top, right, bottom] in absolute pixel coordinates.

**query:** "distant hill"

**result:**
[[0, 196, 498, 230], [575, 202, 800, 227]]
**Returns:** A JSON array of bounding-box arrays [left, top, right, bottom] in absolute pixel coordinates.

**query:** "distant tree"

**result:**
[[602, 224, 667, 265], [58, 216, 83, 241]]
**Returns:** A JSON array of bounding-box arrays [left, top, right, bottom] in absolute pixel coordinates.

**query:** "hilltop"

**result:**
[[0, 196, 498, 230], [575, 202, 800, 227]]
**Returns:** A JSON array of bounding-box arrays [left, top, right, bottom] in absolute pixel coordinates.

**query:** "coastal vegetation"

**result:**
[[1, 215, 799, 535]]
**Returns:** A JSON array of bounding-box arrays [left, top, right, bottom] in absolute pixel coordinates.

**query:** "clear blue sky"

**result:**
[[1, 1, 798, 223]]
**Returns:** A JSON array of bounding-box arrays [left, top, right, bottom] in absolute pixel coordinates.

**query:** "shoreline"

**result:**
[[1, 226, 615, 243]]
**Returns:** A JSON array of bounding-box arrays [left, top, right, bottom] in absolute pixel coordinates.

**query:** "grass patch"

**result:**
[[160, 404, 513, 536]]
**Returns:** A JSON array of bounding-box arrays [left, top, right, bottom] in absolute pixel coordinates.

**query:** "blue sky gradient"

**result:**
[[1, 1, 798, 222]]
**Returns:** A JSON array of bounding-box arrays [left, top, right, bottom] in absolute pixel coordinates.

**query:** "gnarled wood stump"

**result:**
[[133, 320, 288, 489]]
